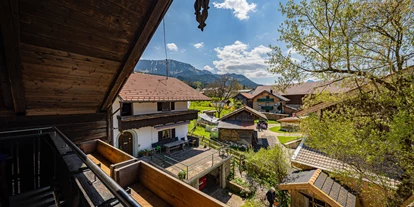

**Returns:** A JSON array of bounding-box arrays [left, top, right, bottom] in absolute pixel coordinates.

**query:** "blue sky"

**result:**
[[141, 0, 290, 85]]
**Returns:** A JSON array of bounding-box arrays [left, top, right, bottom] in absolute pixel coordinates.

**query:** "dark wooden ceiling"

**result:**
[[0, 0, 172, 117]]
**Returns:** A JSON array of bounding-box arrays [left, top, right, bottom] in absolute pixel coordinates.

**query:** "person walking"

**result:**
[[266, 187, 276, 207]]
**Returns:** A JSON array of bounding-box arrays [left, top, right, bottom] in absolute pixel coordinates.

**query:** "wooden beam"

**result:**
[[0, 0, 26, 114], [100, 0, 173, 111], [0, 113, 106, 131], [0, 33, 13, 110]]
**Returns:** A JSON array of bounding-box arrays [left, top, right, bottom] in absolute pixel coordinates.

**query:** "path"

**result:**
[[258, 123, 299, 162]]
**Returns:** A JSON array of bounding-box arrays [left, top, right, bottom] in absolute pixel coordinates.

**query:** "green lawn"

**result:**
[[255, 119, 279, 124], [269, 126, 299, 134], [189, 101, 233, 118], [188, 120, 211, 138], [278, 136, 302, 144]]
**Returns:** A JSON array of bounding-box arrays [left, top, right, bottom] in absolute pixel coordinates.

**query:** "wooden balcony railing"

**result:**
[[261, 106, 274, 110], [257, 98, 274, 102], [118, 110, 199, 131]]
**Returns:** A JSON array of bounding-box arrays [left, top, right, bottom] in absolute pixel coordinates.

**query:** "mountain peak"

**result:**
[[134, 59, 258, 88]]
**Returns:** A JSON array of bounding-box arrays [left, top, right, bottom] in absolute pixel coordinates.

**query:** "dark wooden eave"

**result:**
[[0, 0, 173, 117], [100, 0, 172, 111], [117, 110, 198, 131], [0, 0, 26, 114]]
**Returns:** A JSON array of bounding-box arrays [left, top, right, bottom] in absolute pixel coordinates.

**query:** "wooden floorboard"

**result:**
[[130, 183, 171, 207]]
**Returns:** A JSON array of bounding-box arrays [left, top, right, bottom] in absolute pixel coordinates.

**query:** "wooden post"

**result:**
[[220, 165, 226, 188]]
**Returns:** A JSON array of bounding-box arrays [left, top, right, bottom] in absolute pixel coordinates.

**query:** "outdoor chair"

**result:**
[[151, 143, 162, 154], [181, 137, 189, 146]]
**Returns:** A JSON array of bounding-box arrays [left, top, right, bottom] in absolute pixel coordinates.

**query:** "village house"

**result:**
[[217, 106, 267, 147], [0, 1, 227, 206], [234, 81, 344, 117], [112, 73, 210, 157]]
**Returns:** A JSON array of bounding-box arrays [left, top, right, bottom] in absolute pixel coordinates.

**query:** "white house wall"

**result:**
[[132, 102, 157, 115], [112, 99, 191, 157], [175, 101, 187, 110]]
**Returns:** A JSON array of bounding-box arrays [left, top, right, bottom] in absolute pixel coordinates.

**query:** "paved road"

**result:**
[[258, 124, 299, 161]]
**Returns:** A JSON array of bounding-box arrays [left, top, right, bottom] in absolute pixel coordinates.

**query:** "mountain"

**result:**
[[134, 59, 259, 88]]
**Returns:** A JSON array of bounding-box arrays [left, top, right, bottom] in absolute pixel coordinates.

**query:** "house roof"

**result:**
[[292, 141, 347, 172], [279, 169, 358, 207], [198, 113, 219, 124], [252, 90, 290, 101], [118, 73, 211, 102], [220, 106, 268, 121], [292, 140, 401, 188], [218, 120, 255, 130], [253, 81, 346, 97], [240, 93, 254, 99]]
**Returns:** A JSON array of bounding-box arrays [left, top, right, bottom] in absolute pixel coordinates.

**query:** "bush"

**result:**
[[178, 170, 187, 180]]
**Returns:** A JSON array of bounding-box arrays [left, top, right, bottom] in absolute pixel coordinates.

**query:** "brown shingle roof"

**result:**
[[218, 120, 255, 130], [253, 81, 346, 96], [279, 169, 358, 207], [220, 106, 267, 121], [292, 142, 346, 172], [240, 93, 254, 99], [119, 73, 211, 102]]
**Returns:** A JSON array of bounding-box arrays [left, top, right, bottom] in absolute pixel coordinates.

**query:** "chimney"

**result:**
[[270, 89, 273, 94]]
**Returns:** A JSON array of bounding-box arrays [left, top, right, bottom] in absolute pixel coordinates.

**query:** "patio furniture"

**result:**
[[151, 143, 162, 154], [181, 137, 189, 146], [164, 140, 185, 154]]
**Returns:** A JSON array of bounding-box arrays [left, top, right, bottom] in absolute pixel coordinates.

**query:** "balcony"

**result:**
[[118, 110, 199, 131], [257, 98, 274, 102], [261, 106, 274, 110], [0, 127, 226, 207]]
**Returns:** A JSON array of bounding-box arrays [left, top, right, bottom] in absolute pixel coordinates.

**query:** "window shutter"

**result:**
[[171, 102, 175, 110], [172, 128, 176, 139], [158, 131, 162, 142], [157, 102, 162, 111]]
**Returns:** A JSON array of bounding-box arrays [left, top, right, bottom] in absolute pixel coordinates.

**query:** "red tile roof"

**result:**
[[119, 73, 211, 102]]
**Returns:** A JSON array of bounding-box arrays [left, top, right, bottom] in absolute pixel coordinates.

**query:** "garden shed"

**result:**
[[217, 106, 267, 147]]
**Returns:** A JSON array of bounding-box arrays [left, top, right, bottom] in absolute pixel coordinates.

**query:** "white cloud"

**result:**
[[286, 47, 298, 55], [213, 0, 256, 20], [212, 41, 277, 78], [204, 65, 214, 72], [193, 42, 204, 49], [166, 43, 178, 51]]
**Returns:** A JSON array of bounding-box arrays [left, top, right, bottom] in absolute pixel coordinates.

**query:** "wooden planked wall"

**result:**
[[0, 113, 109, 143]]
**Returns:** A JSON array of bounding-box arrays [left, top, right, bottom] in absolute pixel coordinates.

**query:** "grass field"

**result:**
[[278, 136, 301, 144], [255, 120, 279, 124], [189, 101, 233, 118], [187, 120, 211, 138]]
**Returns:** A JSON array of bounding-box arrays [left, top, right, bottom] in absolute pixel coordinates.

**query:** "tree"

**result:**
[[245, 146, 290, 206], [268, 0, 414, 206], [207, 76, 242, 117]]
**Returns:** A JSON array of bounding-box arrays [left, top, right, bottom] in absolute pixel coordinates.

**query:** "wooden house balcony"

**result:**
[[117, 110, 199, 131], [261, 106, 274, 110], [257, 98, 274, 102], [0, 127, 226, 207]]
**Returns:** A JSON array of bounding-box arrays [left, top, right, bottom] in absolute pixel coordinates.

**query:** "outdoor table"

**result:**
[[164, 140, 185, 154]]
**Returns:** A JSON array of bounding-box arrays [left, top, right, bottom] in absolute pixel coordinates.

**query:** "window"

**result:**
[[158, 128, 176, 141], [157, 102, 175, 111], [121, 103, 132, 116]]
